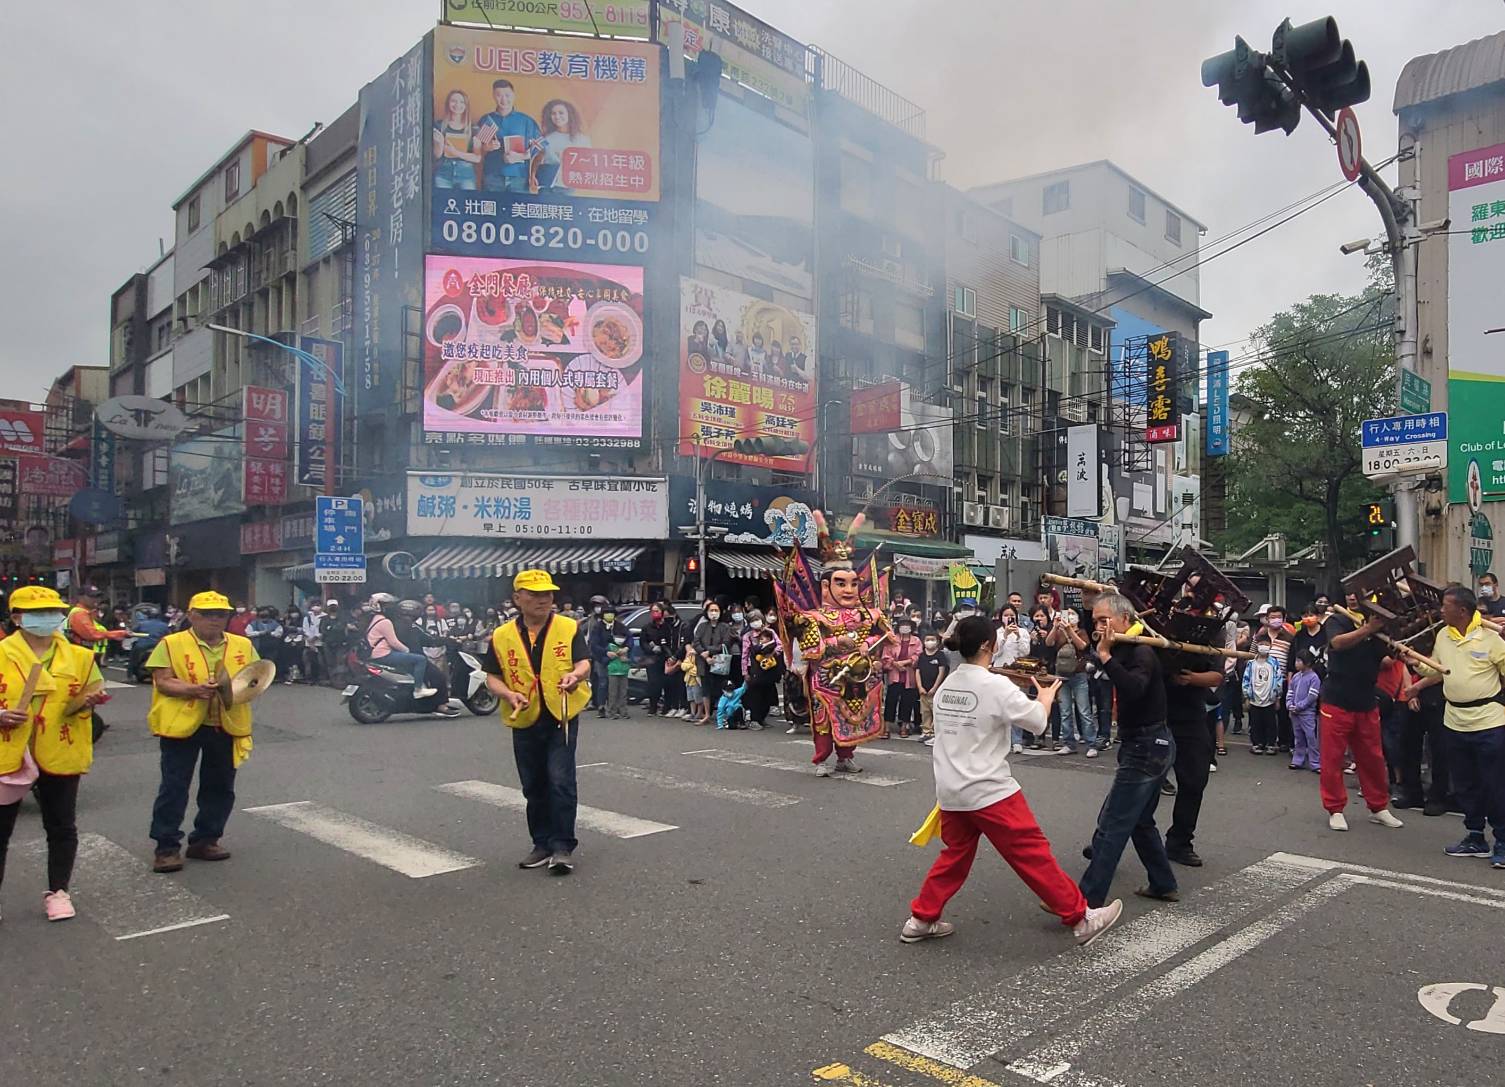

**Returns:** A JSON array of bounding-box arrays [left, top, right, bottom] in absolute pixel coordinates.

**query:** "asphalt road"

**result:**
[[3, 676, 1502, 1087]]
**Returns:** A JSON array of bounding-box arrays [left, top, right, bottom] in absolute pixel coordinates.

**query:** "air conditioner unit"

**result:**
[[987, 505, 1010, 530], [962, 501, 986, 527]]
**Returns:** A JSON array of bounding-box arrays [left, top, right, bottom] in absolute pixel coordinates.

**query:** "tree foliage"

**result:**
[[1219, 287, 1396, 589]]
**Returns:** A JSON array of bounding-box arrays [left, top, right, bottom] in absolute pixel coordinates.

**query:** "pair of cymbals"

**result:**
[[215, 659, 278, 706]]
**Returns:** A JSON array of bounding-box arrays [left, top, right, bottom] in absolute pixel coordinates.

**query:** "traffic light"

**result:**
[[1364, 498, 1395, 553], [1271, 17, 1370, 116], [731, 437, 810, 457], [1201, 35, 1299, 135], [685, 556, 700, 574]]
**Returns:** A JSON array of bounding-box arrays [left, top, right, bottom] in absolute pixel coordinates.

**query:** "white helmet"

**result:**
[[369, 593, 398, 611]]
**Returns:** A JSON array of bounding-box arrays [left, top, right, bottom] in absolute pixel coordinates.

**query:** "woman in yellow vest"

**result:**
[[0, 585, 107, 923], [481, 569, 591, 875], [145, 591, 259, 874]]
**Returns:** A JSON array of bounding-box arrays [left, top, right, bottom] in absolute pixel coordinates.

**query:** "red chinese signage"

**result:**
[[240, 520, 283, 555], [16, 454, 86, 498], [885, 504, 941, 538], [0, 410, 46, 454], [850, 382, 902, 435], [243, 386, 289, 506]]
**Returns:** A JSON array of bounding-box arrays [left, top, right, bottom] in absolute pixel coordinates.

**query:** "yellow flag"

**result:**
[[909, 804, 942, 846]]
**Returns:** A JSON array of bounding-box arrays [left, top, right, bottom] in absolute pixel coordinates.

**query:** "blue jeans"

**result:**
[[1447, 725, 1505, 840], [483, 174, 531, 193], [379, 650, 430, 688], [433, 162, 477, 189], [1056, 673, 1095, 748], [150, 728, 236, 853], [1093, 674, 1114, 744], [513, 717, 580, 854], [1079, 726, 1178, 906]]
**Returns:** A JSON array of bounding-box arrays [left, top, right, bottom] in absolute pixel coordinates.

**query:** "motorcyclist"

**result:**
[[394, 599, 458, 716], [363, 594, 437, 698], [127, 604, 170, 683]]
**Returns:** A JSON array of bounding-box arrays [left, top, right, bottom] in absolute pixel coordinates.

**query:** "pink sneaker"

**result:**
[[44, 889, 75, 922]]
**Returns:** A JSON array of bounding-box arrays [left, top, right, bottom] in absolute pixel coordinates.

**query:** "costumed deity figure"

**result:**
[[774, 513, 892, 777]]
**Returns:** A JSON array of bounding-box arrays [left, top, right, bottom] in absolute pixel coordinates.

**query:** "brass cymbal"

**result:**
[[216, 659, 277, 706]]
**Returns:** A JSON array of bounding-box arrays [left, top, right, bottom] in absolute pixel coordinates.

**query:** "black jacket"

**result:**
[[1102, 643, 1167, 734], [639, 615, 685, 662]]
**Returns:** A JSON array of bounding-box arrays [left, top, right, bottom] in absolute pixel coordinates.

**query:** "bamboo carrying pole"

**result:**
[[1107, 629, 1255, 661], [1333, 605, 1450, 675], [1042, 573, 1116, 595]]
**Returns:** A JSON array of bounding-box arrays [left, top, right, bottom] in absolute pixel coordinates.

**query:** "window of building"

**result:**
[[953, 285, 976, 318], [187, 195, 201, 233], [1043, 180, 1070, 215], [1046, 306, 1060, 336], [225, 160, 240, 203], [977, 474, 994, 503], [894, 302, 925, 351], [1165, 209, 1182, 246], [841, 287, 875, 336], [1089, 324, 1104, 352], [999, 384, 1014, 434], [1009, 233, 1029, 267], [839, 151, 876, 219], [1128, 186, 1146, 224], [1009, 306, 1027, 333]]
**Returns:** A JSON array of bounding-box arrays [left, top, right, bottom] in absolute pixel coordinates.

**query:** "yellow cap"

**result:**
[[188, 591, 234, 612], [512, 569, 561, 593], [8, 586, 67, 612]]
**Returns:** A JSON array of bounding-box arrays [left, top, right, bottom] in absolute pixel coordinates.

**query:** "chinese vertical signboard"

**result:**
[[443, 0, 652, 38], [295, 335, 345, 488], [1145, 331, 1180, 444], [421, 255, 645, 446], [1205, 349, 1230, 457], [243, 386, 289, 506], [659, 0, 810, 113], [678, 277, 815, 472], [356, 39, 428, 411], [90, 419, 117, 493], [1066, 424, 1100, 518], [429, 26, 661, 263], [1447, 142, 1505, 505]]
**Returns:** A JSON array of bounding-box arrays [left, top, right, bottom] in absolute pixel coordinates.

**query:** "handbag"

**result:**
[[709, 649, 732, 676]]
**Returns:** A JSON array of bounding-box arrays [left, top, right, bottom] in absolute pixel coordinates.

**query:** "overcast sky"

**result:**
[[2, 0, 1499, 400]]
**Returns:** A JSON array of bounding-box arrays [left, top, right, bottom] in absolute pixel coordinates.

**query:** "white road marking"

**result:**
[[435, 780, 677, 838], [1271, 850, 1505, 901], [779, 739, 930, 762], [682, 748, 913, 787], [243, 801, 479, 878], [882, 854, 1323, 1068], [20, 832, 230, 941], [581, 761, 801, 808], [104, 679, 132, 690], [1418, 983, 1505, 1034]]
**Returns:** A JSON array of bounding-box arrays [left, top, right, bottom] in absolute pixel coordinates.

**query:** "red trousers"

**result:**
[[1318, 704, 1390, 814], [910, 791, 1087, 926], [812, 730, 855, 764]]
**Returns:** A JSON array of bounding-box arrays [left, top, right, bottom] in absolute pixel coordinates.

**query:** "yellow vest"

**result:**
[[0, 632, 96, 775], [491, 615, 590, 729], [147, 630, 257, 739]]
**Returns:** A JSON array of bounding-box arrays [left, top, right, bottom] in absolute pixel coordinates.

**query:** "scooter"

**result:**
[[341, 650, 495, 724]]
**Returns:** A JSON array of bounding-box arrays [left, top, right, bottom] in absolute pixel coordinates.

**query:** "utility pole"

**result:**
[[1202, 16, 1421, 553]]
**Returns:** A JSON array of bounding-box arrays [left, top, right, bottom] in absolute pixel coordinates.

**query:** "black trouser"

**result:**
[[884, 682, 918, 727], [1418, 700, 1453, 802], [644, 661, 667, 711], [1379, 696, 1412, 793], [1166, 720, 1212, 854], [744, 680, 777, 724], [0, 771, 80, 892], [1249, 703, 1279, 748], [1221, 678, 1244, 732], [151, 728, 236, 854], [512, 716, 579, 854]]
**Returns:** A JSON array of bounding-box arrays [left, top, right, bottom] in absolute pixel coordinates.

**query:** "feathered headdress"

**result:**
[[814, 509, 863, 569]]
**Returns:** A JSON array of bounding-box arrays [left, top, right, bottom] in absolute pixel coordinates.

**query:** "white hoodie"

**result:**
[[931, 662, 1048, 811]]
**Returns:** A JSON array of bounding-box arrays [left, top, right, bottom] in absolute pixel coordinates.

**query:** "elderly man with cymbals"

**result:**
[[146, 591, 263, 873], [481, 569, 592, 876], [0, 586, 109, 923]]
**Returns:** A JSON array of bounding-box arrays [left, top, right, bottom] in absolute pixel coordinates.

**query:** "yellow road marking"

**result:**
[[812, 1063, 892, 1084], [864, 1041, 1002, 1087]]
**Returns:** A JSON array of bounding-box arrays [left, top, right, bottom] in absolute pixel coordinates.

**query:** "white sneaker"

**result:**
[[900, 916, 955, 943], [922, 737, 935, 747], [1054, 745, 1075, 756], [1012, 744, 1024, 754], [414, 686, 438, 699], [1208, 762, 1218, 773], [1073, 899, 1123, 947], [1329, 812, 1349, 832], [786, 725, 798, 734], [815, 762, 832, 777], [1370, 808, 1405, 829], [1085, 747, 1099, 759]]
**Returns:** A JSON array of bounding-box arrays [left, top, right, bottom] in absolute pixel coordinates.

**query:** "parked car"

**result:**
[[618, 602, 706, 704]]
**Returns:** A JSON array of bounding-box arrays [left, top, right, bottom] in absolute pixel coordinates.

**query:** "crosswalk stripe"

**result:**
[[243, 801, 479, 878], [779, 739, 930, 762], [20, 832, 229, 941], [580, 762, 801, 808], [682, 748, 913, 787], [435, 780, 678, 838]]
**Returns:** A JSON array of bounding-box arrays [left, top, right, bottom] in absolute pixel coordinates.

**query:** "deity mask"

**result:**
[[827, 569, 861, 609]]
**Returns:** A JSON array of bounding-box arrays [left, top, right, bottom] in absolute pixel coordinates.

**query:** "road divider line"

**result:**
[[244, 801, 479, 878], [580, 762, 801, 808], [864, 1041, 1001, 1085], [1271, 850, 1505, 900], [881, 853, 1324, 1068], [436, 780, 677, 838], [20, 832, 231, 941], [682, 749, 913, 787]]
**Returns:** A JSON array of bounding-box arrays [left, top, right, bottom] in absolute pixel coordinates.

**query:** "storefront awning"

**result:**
[[707, 548, 822, 579], [413, 541, 648, 579], [282, 560, 317, 582], [853, 531, 975, 560]]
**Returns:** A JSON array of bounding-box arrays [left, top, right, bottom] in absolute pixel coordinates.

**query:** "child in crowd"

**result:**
[[682, 651, 707, 725], [1285, 650, 1321, 771], [605, 628, 632, 720], [1243, 642, 1284, 755]]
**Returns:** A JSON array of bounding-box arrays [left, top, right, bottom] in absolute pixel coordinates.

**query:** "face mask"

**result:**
[[604, 615, 616, 625], [732, 612, 744, 622], [1303, 618, 1319, 630], [1256, 645, 1271, 657], [958, 609, 976, 619], [1482, 585, 1496, 598], [899, 626, 912, 636], [19, 613, 65, 637], [924, 640, 939, 652], [593, 606, 603, 615], [750, 619, 764, 630], [614, 636, 626, 645], [706, 611, 721, 622]]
